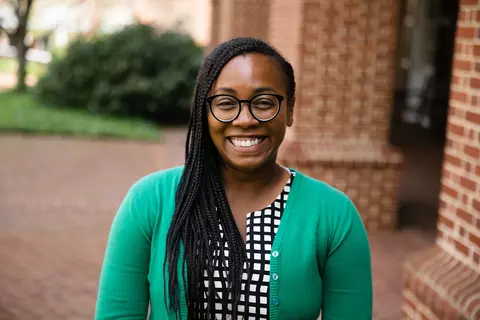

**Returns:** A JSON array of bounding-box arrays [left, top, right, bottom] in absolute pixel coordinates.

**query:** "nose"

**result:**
[[232, 102, 259, 128]]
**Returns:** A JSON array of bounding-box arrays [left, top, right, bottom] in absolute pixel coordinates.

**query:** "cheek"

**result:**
[[207, 114, 226, 146], [268, 120, 288, 144]]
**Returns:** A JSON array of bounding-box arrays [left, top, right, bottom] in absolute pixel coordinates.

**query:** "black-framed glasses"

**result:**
[[206, 94, 285, 123]]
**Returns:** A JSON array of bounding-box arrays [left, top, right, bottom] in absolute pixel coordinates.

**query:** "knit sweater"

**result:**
[[95, 166, 372, 320]]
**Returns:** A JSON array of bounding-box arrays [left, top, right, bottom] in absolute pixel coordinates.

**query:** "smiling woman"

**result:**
[[95, 38, 373, 320]]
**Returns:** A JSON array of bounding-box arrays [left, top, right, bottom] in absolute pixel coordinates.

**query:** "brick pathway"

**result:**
[[0, 129, 434, 319]]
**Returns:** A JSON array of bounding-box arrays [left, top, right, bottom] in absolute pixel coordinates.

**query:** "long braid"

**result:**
[[164, 37, 296, 319]]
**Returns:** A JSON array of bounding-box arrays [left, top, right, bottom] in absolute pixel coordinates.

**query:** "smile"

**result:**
[[228, 137, 266, 148]]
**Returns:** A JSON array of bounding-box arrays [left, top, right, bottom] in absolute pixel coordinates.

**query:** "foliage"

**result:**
[[36, 24, 203, 124], [0, 90, 160, 141], [0, 57, 47, 77]]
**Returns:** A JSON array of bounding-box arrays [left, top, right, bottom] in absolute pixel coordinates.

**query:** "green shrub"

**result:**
[[36, 24, 203, 124]]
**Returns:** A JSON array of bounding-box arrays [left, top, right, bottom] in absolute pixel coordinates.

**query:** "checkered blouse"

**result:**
[[199, 171, 295, 319]]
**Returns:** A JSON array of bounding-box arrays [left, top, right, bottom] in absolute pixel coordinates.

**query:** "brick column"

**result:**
[[208, 0, 403, 231], [209, 0, 271, 48], [403, 1, 480, 319], [272, 0, 403, 231]]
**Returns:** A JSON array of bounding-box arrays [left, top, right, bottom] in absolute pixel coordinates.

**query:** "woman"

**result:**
[[95, 37, 372, 320]]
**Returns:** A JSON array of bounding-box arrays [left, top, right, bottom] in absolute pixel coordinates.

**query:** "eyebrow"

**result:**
[[212, 87, 277, 95]]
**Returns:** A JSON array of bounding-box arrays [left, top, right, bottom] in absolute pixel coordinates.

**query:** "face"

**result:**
[[207, 53, 294, 172]]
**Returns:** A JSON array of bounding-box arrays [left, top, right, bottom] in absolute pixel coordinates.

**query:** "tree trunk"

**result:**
[[16, 42, 28, 92]]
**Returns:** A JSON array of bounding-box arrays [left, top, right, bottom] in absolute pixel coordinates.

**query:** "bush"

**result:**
[[36, 24, 203, 124]]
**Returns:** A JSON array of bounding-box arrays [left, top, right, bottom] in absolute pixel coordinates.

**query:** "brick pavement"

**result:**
[[0, 129, 434, 319]]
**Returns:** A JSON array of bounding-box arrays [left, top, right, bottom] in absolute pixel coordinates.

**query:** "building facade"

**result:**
[[403, 1, 480, 318], [209, 0, 479, 319]]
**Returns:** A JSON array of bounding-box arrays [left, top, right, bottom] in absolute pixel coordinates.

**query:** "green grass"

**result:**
[[0, 90, 161, 141], [0, 57, 47, 77]]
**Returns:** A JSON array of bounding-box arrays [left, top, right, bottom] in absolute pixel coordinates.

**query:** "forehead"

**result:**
[[211, 53, 286, 93]]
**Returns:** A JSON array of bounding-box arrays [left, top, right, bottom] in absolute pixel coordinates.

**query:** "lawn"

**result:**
[[0, 90, 161, 141], [0, 57, 47, 77]]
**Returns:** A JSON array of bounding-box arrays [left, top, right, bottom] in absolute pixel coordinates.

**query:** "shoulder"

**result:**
[[292, 169, 352, 209], [127, 165, 184, 200], [292, 169, 361, 232], [117, 166, 184, 229], [292, 169, 367, 254]]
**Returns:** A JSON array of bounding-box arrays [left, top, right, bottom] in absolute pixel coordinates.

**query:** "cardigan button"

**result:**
[[272, 297, 279, 306], [272, 251, 279, 257], [272, 273, 279, 281]]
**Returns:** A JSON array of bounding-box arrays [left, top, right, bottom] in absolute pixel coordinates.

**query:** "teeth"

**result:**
[[231, 138, 261, 148]]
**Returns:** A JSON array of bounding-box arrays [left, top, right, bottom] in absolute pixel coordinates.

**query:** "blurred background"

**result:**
[[0, 0, 478, 319]]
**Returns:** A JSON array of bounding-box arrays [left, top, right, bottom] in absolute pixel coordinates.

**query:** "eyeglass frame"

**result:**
[[206, 93, 285, 123]]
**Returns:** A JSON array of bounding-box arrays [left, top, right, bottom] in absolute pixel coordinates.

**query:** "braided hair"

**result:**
[[164, 37, 296, 320]]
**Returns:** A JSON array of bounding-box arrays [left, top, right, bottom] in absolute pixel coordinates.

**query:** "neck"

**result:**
[[220, 160, 286, 194]]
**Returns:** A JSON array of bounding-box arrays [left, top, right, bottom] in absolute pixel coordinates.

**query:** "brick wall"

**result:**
[[274, 0, 403, 232], [403, 1, 480, 318], [437, 0, 480, 270], [294, 0, 397, 143]]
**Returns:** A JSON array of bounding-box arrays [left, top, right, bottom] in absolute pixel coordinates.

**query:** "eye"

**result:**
[[252, 96, 276, 109], [213, 97, 237, 109]]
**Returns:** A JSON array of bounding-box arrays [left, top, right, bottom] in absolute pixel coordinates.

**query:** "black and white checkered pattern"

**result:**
[[199, 171, 295, 319]]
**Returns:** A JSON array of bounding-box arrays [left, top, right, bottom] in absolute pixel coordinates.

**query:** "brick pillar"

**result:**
[[402, 1, 480, 319], [209, 0, 271, 48], [272, 0, 403, 231]]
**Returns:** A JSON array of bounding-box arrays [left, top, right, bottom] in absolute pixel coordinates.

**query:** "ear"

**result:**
[[286, 98, 295, 127]]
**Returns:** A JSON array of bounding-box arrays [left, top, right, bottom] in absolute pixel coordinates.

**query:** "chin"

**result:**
[[227, 156, 274, 172]]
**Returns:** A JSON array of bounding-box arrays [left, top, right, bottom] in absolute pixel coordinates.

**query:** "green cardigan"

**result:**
[[95, 166, 372, 319]]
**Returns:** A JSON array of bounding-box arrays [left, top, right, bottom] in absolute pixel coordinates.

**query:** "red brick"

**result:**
[[442, 166, 451, 180], [474, 45, 480, 56], [465, 162, 472, 174], [469, 232, 480, 247], [454, 239, 470, 256], [459, 226, 466, 237], [437, 229, 446, 240], [463, 194, 469, 205], [472, 96, 478, 106], [442, 183, 459, 199], [471, 78, 480, 89], [447, 137, 455, 148], [445, 153, 462, 168], [439, 199, 447, 210], [439, 214, 455, 229], [457, 26, 476, 38], [464, 145, 480, 159], [466, 111, 480, 125], [456, 42, 464, 54], [462, 0, 479, 6], [457, 208, 474, 224], [448, 122, 465, 137], [460, 176, 476, 192], [473, 199, 480, 212], [451, 74, 461, 85], [453, 59, 472, 72], [469, 129, 475, 140]]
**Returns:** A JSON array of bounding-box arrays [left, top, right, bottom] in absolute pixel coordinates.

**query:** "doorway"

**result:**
[[390, 0, 459, 231]]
